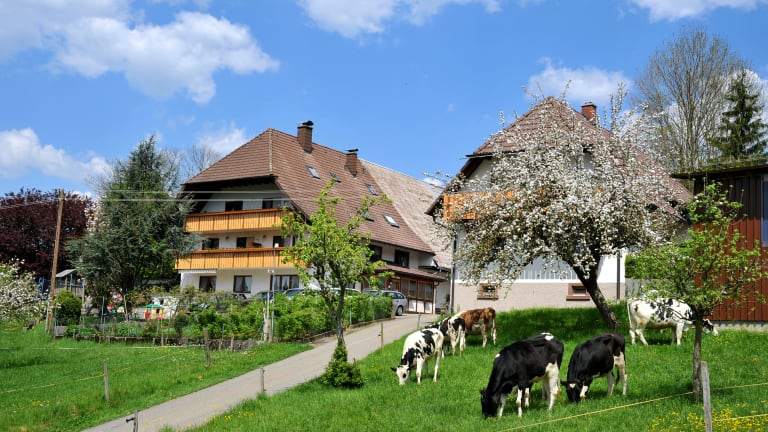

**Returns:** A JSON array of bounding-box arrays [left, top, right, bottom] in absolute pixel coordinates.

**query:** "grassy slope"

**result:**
[[191, 305, 768, 432], [0, 325, 310, 432]]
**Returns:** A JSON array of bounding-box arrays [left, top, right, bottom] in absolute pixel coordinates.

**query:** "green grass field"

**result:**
[[189, 306, 768, 432], [0, 325, 310, 432], [2, 305, 767, 432]]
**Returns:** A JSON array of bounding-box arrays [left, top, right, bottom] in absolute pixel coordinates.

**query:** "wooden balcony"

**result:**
[[176, 247, 294, 270], [184, 208, 284, 234]]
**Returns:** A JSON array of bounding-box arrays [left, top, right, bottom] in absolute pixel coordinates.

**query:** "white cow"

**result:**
[[391, 328, 444, 384], [627, 297, 718, 346]]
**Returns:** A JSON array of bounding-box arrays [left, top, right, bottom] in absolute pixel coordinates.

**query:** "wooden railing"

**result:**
[[175, 247, 293, 270], [184, 208, 284, 233]]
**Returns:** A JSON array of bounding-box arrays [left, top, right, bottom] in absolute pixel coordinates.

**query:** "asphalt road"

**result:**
[[82, 312, 437, 432]]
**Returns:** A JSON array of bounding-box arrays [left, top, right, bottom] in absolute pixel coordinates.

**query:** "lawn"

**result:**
[[0, 324, 311, 432], [189, 305, 768, 432]]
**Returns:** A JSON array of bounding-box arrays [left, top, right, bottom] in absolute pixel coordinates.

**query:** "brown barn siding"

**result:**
[[697, 173, 768, 321]]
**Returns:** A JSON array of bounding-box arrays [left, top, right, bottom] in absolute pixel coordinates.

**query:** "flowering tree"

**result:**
[[0, 260, 44, 323], [630, 183, 766, 400], [438, 89, 686, 328]]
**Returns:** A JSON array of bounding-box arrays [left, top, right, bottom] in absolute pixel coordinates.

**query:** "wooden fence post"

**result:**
[[260, 367, 265, 394], [103, 360, 109, 402], [702, 361, 712, 432], [380, 321, 384, 354], [203, 328, 212, 368]]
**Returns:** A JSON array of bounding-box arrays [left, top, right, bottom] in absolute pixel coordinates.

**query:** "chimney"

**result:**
[[346, 148, 359, 177], [581, 102, 597, 124], [297, 120, 314, 153]]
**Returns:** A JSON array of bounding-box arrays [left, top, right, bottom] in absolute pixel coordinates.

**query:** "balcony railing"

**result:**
[[176, 247, 293, 270], [184, 208, 284, 233]]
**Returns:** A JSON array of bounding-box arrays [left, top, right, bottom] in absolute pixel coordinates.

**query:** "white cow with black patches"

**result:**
[[391, 328, 444, 385]]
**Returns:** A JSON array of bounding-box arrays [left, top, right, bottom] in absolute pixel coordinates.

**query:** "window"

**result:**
[[200, 276, 216, 293], [477, 283, 498, 300], [236, 237, 247, 248], [383, 214, 399, 227], [566, 283, 589, 301], [394, 250, 409, 267], [234, 275, 252, 294], [370, 245, 382, 261], [262, 199, 274, 209], [330, 172, 341, 182], [360, 209, 373, 221], [203, 238, 219, 250], [271, 275, 300, 292], [307, 165, 320, 179], [272, 236, 284, 248], [366, 184, 378, 195], [225, 201, 243, 211]]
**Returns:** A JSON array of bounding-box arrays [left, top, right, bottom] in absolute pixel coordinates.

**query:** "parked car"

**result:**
[[364, 289, 407, 316]]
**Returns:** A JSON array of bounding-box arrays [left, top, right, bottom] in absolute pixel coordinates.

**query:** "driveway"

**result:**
[[83, 313, 437, 432]]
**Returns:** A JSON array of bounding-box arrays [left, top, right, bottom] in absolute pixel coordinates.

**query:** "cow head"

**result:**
[[479, 388, 500, 418], [561, 380, 585, 403], [703, 319, 719, 336], [391, 364, 412, 385]]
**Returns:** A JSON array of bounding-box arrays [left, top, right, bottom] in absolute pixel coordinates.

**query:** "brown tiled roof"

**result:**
[[184, 126, 434, 254]]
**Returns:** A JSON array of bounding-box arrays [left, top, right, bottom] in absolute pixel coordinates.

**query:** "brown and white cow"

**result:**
[[459, 307, 497, 347]]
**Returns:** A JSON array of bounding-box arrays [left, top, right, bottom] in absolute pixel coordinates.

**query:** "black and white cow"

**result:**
[[430, 315, 466, 357], [627, 297, 718, 346], [480, 333, 564, 418], [561, 333, 627, 404], [391, 328, 444, 385]]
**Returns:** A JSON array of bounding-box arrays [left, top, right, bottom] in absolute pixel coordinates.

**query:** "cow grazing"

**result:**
[[459, 307, 497, 347], [391, 328, 444, 385], [561, 333, 627, 404], [430, 315, 466, 357], [627, 297, 718, 346], [480, 333, 564, 418]]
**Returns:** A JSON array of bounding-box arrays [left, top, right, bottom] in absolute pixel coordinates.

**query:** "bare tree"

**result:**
[[181, 143, 222, 181], [634, 26, 745, 174]]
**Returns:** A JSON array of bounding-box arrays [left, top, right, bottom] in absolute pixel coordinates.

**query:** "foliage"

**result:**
[[0, 260, 44, 323], [630, 182, 766, 400], [706, 69, 768, 166], [281, 180, 392, 344], [320, 342, 364, 389], [437, 88, 684, 328], [0, 188, 93, 279], [633, 25, 745, 174], [66, 135, 199, 305], [54, 290, 82, 326]]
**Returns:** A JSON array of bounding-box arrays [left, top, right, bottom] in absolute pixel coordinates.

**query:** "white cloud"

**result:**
[[297, 0, 501, 38], [628, 0, 768, 20], [526, 58, 632, 109], [196, 122, 248, 155], [0, 128, 109, 182], [0, 2, 278, 104]]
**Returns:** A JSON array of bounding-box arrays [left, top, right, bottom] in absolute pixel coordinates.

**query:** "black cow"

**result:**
[[561, 333, 627, 403], [480, 333, 564, 418]]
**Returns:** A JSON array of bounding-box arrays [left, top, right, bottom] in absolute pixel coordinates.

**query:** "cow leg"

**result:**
[[491, 325, 497, 345], [606, 371, 616, 396], [459, 330, 466, 355], [675, 323, 683, 345], [636, 328, 649, 346], [515, 388, 524, 417], [415, 358, 424, 384], [523, 386, 531, 408], [481, 324, 488, 347], [498, 393, 507, 418], [628, 327, 637, 345], [432, 354, 440, 382], [544, 364, 560, 409], [579, 384, 589, 401], [615, 353, 627, 396]]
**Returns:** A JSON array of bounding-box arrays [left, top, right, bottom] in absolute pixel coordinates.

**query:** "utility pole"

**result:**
[[45, 189, 64, 335]]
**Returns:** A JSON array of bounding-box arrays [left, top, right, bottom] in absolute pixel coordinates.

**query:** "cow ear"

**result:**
[[560, 380, 567, 386], [390, 367, 397, 372]]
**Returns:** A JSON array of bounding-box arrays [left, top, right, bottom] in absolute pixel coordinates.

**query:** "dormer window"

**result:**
[[383, 214, 399, 227], [307, 165, 320, 179]]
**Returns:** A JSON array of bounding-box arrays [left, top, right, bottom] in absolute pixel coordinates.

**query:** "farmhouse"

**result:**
[[175, 121, 449, 313]]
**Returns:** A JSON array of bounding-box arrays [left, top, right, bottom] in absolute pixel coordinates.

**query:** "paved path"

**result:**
[[83, 313, 437, 432]]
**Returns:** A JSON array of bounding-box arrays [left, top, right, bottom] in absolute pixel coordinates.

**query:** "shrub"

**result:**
[[320, 343, 363, 389], [54, 290, 82, 326]]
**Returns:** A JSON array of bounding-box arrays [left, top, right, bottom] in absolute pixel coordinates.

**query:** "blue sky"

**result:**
[[1, 0, 767, 196]]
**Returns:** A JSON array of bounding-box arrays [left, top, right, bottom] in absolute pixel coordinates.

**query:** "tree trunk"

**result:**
[[577, 267, 621, 329], [692, 318, 703, 402]]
